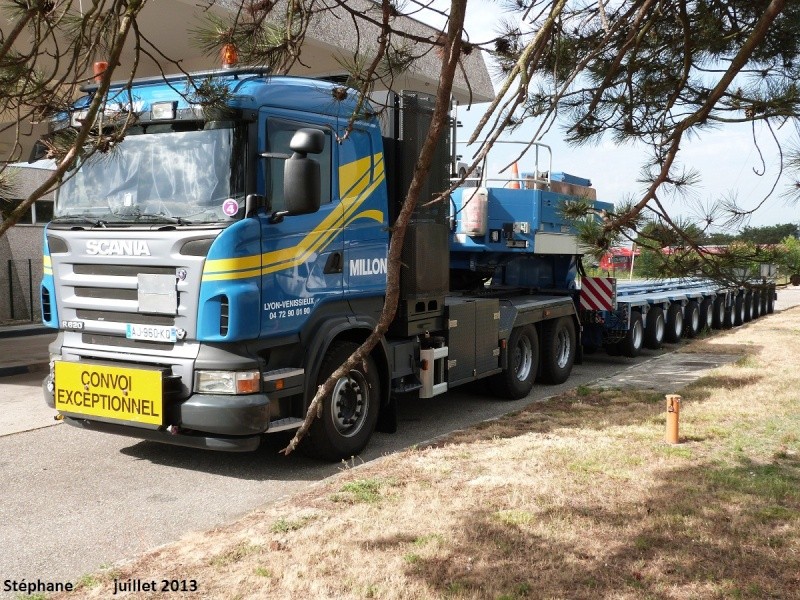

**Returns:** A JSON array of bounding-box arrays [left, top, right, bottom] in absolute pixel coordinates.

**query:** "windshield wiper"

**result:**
[[131, 212, 193, 225], [52, 215, 108, 228]]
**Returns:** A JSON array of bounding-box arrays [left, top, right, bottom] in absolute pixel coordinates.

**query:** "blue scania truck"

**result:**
[[40, 66, 773, 459]]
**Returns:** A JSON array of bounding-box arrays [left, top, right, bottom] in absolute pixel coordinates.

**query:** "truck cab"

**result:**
[[42, 68, 394, 455]]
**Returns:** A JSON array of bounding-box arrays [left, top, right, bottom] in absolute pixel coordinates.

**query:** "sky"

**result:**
[[419, 0, 799, 231]]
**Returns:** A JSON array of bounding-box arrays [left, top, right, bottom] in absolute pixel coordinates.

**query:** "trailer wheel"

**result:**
[[618, 311, 644, 358], [743, 291, 753, 322], [644, 306, 665, 349], [664, 303, 684, 343], [538, 317, 576, 384], [733, 293, 745, 326], [759, 289, 768, 315], [767, 289, 775, 313], [751, 291, 761, 319], [712, 296, 726, 329], [699, 298, 714, 331], [493, 325, 539, 399], [301, 341, 380, 461], [683, 301, 701, 338]]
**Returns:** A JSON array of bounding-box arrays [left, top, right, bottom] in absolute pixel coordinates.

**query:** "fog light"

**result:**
[[195, 370, 260, 394]]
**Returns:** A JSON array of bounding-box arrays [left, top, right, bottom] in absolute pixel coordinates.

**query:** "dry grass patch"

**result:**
[[50, 308, 800, 600]]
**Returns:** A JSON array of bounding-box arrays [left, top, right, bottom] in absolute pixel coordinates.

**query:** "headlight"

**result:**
[[194, 370, 260, 395]]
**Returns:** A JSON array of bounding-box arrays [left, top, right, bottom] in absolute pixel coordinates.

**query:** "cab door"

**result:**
[[340, 125, 390, 305], [258, 110, 343, 337]]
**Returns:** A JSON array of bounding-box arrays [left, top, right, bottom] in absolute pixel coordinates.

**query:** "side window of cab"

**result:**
[[265, 118, 332, 211]]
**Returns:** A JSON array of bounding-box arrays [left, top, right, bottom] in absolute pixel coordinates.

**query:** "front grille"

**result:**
[[82, 332, 175, 351], [73, 264, 176, 277], [74, 287, 139, 300], [76, 309, 175, 326]]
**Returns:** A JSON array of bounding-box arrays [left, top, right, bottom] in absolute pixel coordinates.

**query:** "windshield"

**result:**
[[54, 123, 245, 224]]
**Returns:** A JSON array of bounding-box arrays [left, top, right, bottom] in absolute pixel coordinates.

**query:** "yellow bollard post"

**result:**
[[665, 394, 681, 444]]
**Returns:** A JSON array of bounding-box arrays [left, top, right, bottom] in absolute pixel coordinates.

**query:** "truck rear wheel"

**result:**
[[664, 303, 684, 343], [644, 306, 665, 349], [538, 317, 576, 384], [302, 341, 380, 461], [493, 325, 539, 399], [618, 311, 644, 358], [683, 301, 701, 338]]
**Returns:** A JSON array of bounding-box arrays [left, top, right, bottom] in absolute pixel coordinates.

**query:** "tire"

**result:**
[[699, 298, 714, 331], [644, 306, 665, 349], [493, 325, 539, 399], [664, 303, 684, 343], [743, 291, 753, 322], [751, 291, 761, 319], [767, 289, 775, 313], [538, 317, 576, 384], [301, 341, 380, 461], [733, 294, 745, 326], [712, 296, 726, 329], [683, 301, 701, 338], [759, 289, 768, 315], [618, 311, 644, 358]]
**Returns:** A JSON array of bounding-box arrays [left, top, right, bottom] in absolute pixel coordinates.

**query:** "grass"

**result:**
[[269, 514, 315, 533], [49, 307, 800, 600]]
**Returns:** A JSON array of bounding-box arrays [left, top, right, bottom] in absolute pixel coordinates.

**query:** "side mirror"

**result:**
[[283, 128, 324, 217]]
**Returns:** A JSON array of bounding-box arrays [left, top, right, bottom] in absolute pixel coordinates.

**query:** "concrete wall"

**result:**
[[0, 164, 52, 323], [0, 226, 44, 322]]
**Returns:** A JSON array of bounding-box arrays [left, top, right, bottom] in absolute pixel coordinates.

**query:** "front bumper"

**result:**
[[43, 373, 270, 452]]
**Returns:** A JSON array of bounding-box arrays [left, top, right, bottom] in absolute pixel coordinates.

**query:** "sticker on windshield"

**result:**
[[222, 198, 239, 217]]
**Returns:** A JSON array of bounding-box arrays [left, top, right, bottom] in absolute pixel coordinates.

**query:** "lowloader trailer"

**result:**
[[39, 65, 775, 459], [580, 277, 776, 358]]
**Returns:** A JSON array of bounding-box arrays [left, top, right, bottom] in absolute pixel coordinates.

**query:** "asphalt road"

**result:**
[[2, 287, 798, 594]]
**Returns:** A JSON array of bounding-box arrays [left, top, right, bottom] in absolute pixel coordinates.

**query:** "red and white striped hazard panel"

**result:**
[[580, 277, 616, 311]]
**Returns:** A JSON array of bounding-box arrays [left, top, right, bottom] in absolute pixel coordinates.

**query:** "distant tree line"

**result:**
[[701, 223, 799, 246], [633, 221, 799, 281]]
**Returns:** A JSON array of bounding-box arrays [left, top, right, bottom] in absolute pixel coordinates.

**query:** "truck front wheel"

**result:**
[[302, 341, 380, 461], [493, 325, 539, 399], [538, 317, 576, 384]]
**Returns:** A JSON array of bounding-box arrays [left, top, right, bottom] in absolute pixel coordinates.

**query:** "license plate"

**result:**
[[54, 362, 163, 425], [126, 323, 177, 343]]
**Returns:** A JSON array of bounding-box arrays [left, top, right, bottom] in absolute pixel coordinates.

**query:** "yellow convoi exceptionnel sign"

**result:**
[[54, 362, 163, 426]]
